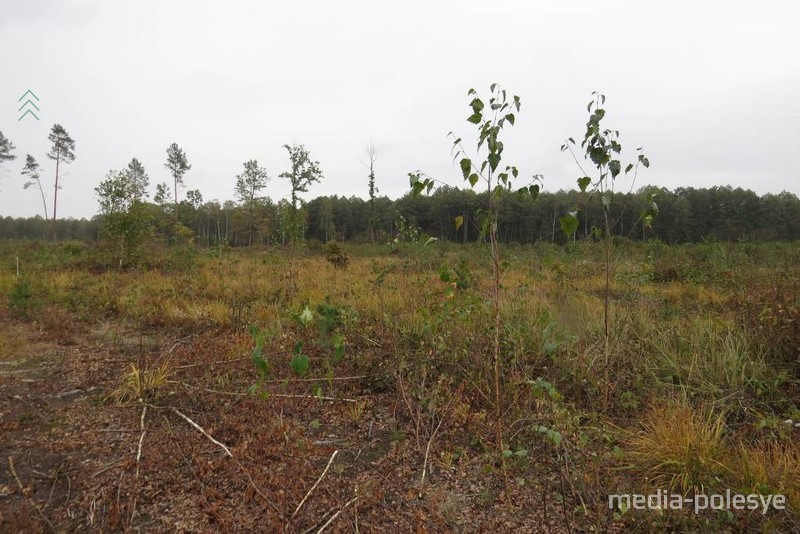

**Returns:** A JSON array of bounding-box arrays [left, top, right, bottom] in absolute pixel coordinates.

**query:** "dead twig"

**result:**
[[316, 495, 358, 533], [355, 332, 382, 347], [176, 381, 360, 402], [8, 456, 56, 532], [419, 416, 445, 497], [293, 450, 338, 519], [175, 356, 251, 369], [128, 404, 148, 532], [135, 404, 147, 477], [90, 459, 125, 478], [161, 415, 227, 526], [272, 393, 357, 403], [165, 335, 195, 355], [263, 375, 367, 383], [170, 407, 233, 457]]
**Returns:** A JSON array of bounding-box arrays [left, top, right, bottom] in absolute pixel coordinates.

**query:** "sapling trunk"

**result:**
[[52, 156, 60, 241], [488, 175, 506, 481], [603, 195, 612, 409]]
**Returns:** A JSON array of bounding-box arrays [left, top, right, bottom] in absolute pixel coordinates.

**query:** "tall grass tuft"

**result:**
[[627, 400, 728, 495]]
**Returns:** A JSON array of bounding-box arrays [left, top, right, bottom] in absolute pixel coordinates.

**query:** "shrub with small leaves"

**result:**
[[8, 279, 40, 317], [324, 241, 349, 269]]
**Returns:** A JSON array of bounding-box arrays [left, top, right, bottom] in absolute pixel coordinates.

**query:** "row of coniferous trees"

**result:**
[[0, 184, 798, 245]]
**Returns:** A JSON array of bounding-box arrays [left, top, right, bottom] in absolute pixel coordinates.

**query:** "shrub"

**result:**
[[7, 279, 40, 317], [324, 241, 349, 269]]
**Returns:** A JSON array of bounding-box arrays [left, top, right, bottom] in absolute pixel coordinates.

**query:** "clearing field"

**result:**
[[1, 239, 798, 532]]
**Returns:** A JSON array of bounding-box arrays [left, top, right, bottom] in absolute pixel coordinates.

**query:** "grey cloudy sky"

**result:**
[[1, 0, 798, 219]]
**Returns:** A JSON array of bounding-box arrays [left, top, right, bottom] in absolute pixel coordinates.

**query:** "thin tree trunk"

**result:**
[[52, 155, 60, 241], [37, 181, 48, 221], [487, 174, 507, 491]]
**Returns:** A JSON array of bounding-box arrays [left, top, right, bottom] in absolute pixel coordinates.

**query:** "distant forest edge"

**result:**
[[2, 185, 799, 245]]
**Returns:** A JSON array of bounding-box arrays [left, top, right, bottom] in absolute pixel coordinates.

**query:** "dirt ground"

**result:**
[[0, 317, 578, 533]]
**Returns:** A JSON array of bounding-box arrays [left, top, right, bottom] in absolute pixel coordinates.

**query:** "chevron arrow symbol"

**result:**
[[18, 89, 40, 121]]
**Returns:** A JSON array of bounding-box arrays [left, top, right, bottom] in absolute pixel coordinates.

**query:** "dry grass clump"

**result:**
[[728, 441, 800, 513], [111, 360, 173, 403], [627, 400, 728, 495]]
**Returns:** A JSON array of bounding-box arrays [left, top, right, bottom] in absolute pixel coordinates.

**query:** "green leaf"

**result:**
[[333, 334, 344, 363], [470, 98, 484, 114], [454, 215, 464, 231], [290, 348, 310, 377], [505, 113, 515, 126], [625, 163, 634, 174], [589, 108, 605, 125], [467, 113, 482, 124], [252, 352, 268, 377], [487, 153, 501, 172], [333, 344, 345, 363], [468, 173, 479, 187], [299, 305, 314, 327], [609, 160, 621, 178], [560, 213, 579, 237], [459, 158, 471, 180], [577, 176, 591, 192]]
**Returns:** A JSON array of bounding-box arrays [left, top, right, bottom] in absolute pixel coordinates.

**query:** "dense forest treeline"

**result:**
[[1, 185, 799, 245]]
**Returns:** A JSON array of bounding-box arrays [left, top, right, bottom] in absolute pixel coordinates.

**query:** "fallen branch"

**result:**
[[170, 407, 233, 457], [293, 450, 338, 519], [419, 416, 445, 497], [175, 356, 251, 370], [135, 404, 147, 477], [162, 414, 280, 516], [130, 404, 148, 527], [8, 456, 55, 532], [90, 459, 125, 478], [316, 495, 358, 533], [263, 375, 367, 383], [176, 382, 359, 402], [272, 394, 357, 403]]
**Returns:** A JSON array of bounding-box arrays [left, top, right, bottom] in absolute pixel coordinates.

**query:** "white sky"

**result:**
[[0, 0, 798, 218]]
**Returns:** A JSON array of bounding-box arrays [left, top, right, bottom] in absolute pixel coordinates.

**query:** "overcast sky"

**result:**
[[1, 0, 798, 219]]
